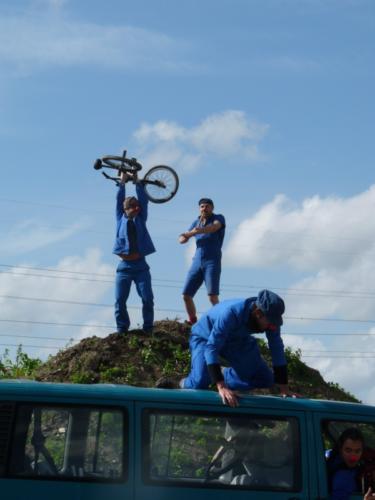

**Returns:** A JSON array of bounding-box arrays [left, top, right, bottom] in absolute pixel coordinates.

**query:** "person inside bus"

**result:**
[[178, 289, 298, 407], [327, 427, 365, 500], [113, 171, 155, 334]]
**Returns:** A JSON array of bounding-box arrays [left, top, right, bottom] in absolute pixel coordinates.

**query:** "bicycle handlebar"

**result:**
[[93, 159, 103, 170]]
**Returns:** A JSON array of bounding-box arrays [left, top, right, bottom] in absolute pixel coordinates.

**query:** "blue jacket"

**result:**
[[112, 183, 156, 257], [189, 213, 225, 260], [191, 298, 287, 367], [327, 454, 362, 500]]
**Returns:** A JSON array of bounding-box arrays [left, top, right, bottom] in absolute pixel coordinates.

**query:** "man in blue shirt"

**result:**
[[113, 172, 155, 333], [182, 289, 294, 407], [179, 198, 225, 324]]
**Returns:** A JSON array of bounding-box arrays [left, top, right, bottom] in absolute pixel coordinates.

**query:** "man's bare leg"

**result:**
[[183, 294, 197, 324]]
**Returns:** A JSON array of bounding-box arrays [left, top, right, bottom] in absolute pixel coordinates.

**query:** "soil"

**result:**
[[35, 320, 359, 403]]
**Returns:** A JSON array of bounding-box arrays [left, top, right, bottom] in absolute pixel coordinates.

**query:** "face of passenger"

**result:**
[[199, 203, 213, 218], [340, 438, 363, 468]]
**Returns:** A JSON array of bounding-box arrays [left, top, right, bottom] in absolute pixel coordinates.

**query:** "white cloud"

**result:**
[[224, 185, 375, 402], [225, 185, 375, 320], [133, 110, 269, 172], [0, 7, 192, 75], [225, 187, 375, 271], [0, 248, 115, 359], [280, 330, 375, 404], [1, 219, 89, 256]]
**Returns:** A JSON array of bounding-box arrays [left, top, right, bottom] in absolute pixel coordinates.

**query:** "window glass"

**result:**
[[85, 410, 124, 478], [322, 420, 375, 496], [145, 411, 300, 491], [9, 405, 125, 482]]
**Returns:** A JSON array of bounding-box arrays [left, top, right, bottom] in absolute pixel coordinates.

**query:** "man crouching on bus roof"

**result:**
[[181, 289, 297, 408]]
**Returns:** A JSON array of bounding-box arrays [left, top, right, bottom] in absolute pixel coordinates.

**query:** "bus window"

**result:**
[[9, 404, 126, 482], [322, 420, 375, 496], [143, 410, 301, 492]]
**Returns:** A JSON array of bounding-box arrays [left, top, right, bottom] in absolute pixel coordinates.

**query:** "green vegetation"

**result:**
[[0, 346, 42, 379], [0, 320, 360, 403]]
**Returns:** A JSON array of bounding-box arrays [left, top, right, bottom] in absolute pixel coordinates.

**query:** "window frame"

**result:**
[[314, 412, 375, 500], [6, 401, 128, 484], [141, 407, 302, 493]]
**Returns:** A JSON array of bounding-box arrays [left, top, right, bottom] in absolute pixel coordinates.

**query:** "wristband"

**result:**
[[273, 365, 288, 385], [207, 364, 224, 384]]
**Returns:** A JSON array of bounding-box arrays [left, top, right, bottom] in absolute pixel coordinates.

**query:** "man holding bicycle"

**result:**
[[113, 172, 155, 333], [179, 198, 225, 325]]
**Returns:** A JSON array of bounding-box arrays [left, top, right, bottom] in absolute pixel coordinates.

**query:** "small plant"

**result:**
[[70, 372, 93, 384], [141, 344, 158, 364], [128, 335, 140, 349], [100, 367, 124, 382], [0, 346, 42, 379], [124, 365, 137, 384]]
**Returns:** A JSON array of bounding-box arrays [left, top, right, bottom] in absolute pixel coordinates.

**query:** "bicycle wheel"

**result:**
[[143, 165, 179, 203], [102, 155, 142, 171]]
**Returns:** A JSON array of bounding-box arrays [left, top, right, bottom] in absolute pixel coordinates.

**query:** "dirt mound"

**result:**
[[35, 319, 359, 402], [36, 320, 191, 386]]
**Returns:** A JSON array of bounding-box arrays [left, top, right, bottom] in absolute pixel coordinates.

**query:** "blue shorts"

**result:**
[[182, 258, 221, 297]]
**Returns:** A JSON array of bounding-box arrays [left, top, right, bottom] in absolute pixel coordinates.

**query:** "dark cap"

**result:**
[[256, 289, 285, 327], [198, 198, 214, 206]]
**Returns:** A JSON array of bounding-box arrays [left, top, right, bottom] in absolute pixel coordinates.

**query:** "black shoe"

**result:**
[[155, 376, 178, 389]]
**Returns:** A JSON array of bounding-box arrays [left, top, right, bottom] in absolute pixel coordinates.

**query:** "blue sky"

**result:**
[[1, 0, 375, 402]]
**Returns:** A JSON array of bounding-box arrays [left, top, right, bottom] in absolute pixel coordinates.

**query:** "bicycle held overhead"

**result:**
[[93, 150, 179, 204]]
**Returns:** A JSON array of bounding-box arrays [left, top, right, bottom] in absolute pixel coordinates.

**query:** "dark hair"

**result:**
[[337, 428, 364, 451], [198, 198, 214, 207], [327, 427, 365, 493]]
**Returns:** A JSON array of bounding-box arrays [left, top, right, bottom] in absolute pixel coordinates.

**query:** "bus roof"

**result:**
[[0, 379, 373, 416]]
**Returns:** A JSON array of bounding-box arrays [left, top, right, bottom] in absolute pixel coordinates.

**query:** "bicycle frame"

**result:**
[[93, 150, 179, 203]]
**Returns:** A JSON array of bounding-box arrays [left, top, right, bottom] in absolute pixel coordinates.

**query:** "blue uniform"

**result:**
[[182, 213, 225, 296], [113, 183, 155, 332], [183, 298, 287, 390], [327, 454, 362, 500]]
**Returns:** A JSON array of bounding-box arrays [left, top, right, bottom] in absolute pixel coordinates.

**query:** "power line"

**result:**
[[0, 319, 113, 330], [0, 270, 113, 284], [0, 343, 61, 350], [1, 318, 375, 337], [2, 263, 375, 299], [285, 332, 375, 336], [286, 316, 375, 324], [2, 294, 375, 324], [2, 269, 374, 299], [302, 355, 375, 359], [0, 332, 73, 341], [0, 342, 374, 359], [0, 295, 185, 315]]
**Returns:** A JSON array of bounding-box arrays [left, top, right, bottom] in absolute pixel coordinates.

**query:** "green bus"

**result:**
[[0, 379, 374, 499]]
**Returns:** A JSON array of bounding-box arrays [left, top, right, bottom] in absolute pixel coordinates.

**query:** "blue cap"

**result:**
[[256, 289, 285, 326]]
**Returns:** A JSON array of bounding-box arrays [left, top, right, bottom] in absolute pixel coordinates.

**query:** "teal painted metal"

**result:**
[[0, 380, 373, 500]]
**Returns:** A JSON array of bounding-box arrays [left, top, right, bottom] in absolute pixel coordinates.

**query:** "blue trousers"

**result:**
[[182, 257, 221, 296], [183, 335, 274, 390], [115, 258, 154, 332]]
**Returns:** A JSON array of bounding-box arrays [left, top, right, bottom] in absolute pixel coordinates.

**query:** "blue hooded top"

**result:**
[[191, 297, 287, 368]]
